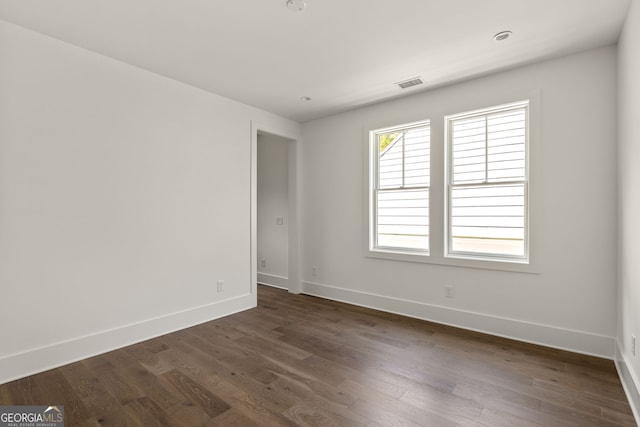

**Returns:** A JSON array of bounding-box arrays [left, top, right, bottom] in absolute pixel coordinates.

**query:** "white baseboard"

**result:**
[[257, 273, 289, 290], [0, 293, 254, 385], [615, 342, 640, 425], [301, 281, 615, 359]]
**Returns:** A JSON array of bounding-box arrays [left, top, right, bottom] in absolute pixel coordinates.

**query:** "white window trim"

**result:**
[[363, 91, 541, 274], [445, 100, 530, 264]]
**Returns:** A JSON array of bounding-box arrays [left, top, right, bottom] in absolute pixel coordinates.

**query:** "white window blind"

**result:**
[[372, 122, 430, 252], [446, 102, 528, 260]]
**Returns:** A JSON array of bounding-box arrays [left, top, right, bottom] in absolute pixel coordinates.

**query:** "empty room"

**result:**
[[1, 0, 639, 425]]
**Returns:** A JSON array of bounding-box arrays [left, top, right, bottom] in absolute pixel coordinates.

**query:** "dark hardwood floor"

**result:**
[[0, 285, 636, 426]]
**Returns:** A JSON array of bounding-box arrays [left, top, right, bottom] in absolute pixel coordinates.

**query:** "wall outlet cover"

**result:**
[[445, 286, 455, 298]]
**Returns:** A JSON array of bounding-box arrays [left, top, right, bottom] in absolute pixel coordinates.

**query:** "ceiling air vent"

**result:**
[[396, 77, 423, 89]]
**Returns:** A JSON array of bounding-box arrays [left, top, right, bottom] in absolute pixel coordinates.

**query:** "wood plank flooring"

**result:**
[[0, 285, 636, 426]]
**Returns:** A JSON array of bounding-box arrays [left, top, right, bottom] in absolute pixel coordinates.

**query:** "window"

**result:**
[[370, 121, 430, 254], [446, 101, 529, 262]]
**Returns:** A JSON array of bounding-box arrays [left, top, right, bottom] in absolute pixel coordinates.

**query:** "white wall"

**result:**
[[0, 20, 300, 383], [617, 0, 640, 418], [257, 133, 289, 288], [301, 46, 618, 358]]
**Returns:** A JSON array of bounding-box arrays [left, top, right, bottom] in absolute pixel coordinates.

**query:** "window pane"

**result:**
[[487, 109, 526, 182], [403, 127, 430, 187], [378, 126, 430, 189], [452, 107, 526, 185], [452, 117, 486, 184], [377, 188, 429, 251], [450, 183, 525, 257], [378, 131, 404, 189]]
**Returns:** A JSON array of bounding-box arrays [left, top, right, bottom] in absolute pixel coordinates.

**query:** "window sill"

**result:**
[[367, 248, 430, 264], [366, 248, 539, 274]]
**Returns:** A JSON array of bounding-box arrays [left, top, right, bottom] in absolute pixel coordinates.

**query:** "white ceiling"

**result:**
[[0, 0, 631, 122]]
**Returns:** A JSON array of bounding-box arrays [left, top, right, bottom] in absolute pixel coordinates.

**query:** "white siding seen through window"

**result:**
[[447, 101, 528, 260], [373, 122, 430, 252]]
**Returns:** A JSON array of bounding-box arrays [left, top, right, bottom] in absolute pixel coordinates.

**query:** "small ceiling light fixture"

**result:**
[[300, 96, 312, 102], [286, 0, 307, 12], [493, 30, 513, 41]]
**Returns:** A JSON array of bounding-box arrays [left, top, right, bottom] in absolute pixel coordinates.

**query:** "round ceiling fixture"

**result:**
[[493, 31, 513, 41], [286, 0, 307, 12], [300, 96, 312, 102]]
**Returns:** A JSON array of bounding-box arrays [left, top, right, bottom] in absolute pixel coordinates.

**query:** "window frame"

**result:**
[[368, 119, 431, 259], [444, 100, 530, 264], [363, 92, 540, 273]]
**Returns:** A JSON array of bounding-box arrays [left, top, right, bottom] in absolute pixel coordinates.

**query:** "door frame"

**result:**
[[250, 121, 301, 305]]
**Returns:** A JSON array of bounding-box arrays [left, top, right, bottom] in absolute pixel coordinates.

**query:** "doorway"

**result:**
[[251, 123, 300, 305]]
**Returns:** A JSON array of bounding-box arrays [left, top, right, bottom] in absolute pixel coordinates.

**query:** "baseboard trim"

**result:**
[[0, 293, 254, 385], [301, 281, 615, 359], [615, 342, 640, 425], [257, 273, 289, 289]]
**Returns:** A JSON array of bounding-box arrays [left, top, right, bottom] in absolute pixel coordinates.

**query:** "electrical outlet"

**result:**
[[311, 266, 317, 276], [276, 216, 284, 225], [445, 285, 455, 298], [217, 280, 224, 292], [260, 259, 266, 268], [632, 334, 636, 356]]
